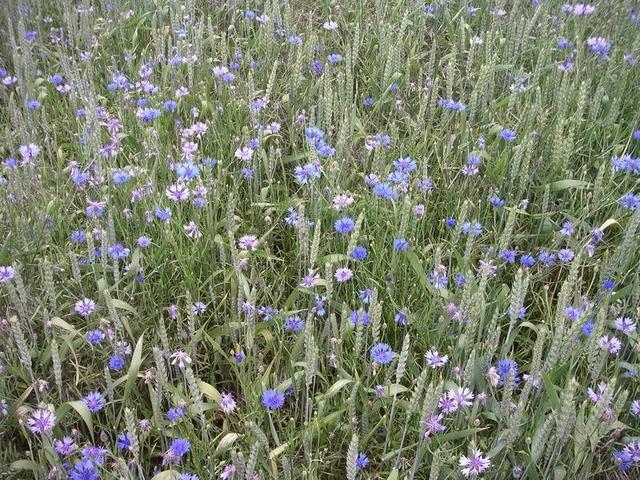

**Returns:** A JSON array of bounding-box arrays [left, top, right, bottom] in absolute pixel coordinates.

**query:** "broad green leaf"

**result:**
[[215, 432, 240, 456], [67, 400, 93, 437], [199, 380, 221, 403], [124, 334, 145, 401]]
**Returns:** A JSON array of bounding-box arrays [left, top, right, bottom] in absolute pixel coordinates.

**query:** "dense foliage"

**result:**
[[1, 0, 640, 478]]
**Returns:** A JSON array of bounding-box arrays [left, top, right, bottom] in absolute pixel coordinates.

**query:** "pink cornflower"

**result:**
[[238, 235, 259, 251], [74, 298, 97, 317], [459, 448, 491, 477], [425, 349, 448, 368], [334, 267, 353, 283], [219, 392, 237, 414]]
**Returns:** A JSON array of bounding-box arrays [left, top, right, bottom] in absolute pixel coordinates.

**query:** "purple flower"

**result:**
[[334, 217, 355, 234], [28, 407, 56, 434], [499, 129, 517, 142], [284, 315, 304, 332], [83, 391, 106, 413], [262, 388, 285, 410], [75, 298, 96, 317]]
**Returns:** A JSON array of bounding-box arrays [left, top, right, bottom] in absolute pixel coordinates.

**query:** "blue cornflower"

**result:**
[[108, 355, 125, 371], [350, 309, 370, 326], [112, 170, 130, 186], [85, 330, 105, 345], [371, 182, 398, 200], [490, 196, 505, 207], [520, 255, 535, 267], [582, 320, 595, 337], [618, 192, 640, 211], [351, 245, 368, 261], [283, 315, 304, 332], [117, 433, 131, 450], [445, 218, 457, 228], [586, 37, 611, 60], [164, 100, 177, 111], [499, 129, 517, 142], [335, 217, 355, 234], [500, 250, 517, 264], [262, 389, 285, 410], [69, 460, 99, 480], [167, 407, 185, 422], [155, 207, 172, 222], [138, 108, 161, 122], [327, 54, 343, 64], [108, 243, 130, 260], [169, 438, 191, 457], [70, 230, 87, 244], [294, 162, 322, 184], [370, 343, 394, 364], [557, 248, 575, 263], [393, 238, 409, 251], [538, 251, 556, 267], [495, 358, 520, 386], [394, 309, 409, 326], [27, 99, 41, 110], [363, 97, 375, 107], [603, 278, 615, 290], [83, 391, 106, 413], [355, 453, 369, 470]]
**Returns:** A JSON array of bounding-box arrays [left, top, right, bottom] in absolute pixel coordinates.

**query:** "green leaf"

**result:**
[[542, 372, 561, 411], [547, 180, 591, 192], [269, 442, 288, 460], [124, 334, 144, 401], [150, 472, 180, 480], [51, 317, 79, 335], [319, 379, 352, 400], [387, 469, 399, 480], [214, 432, 240, 456], [199, 380, 221, 403], [67, 401, 94, 438], [10, 460, 39, 472]]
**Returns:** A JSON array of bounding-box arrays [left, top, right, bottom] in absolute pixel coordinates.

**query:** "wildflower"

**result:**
[[109, 355, 125, 371], [351, 245, 368, 261], [284, 315, 304, 332], [90, 333, 112, 353], [499, 129, 517, 142], [393, 238, 409, 251], [425, 349, 448, 368], [28, 407, 56, 434], [117, 432, 131, 450], [334, 267, 353, 283], [170, 351, 192, 368], [598, 335, 622, 354], [219, 392, 237, 414], [108, 243, 130, 260], [614, 317, 636, 334], [221, 464, 236, 479], [75, 298, 96, 317], [449, 386, 474, 408], [495, 359, 520, 386], [54, 436, 77, 456], [630, 400, 640, 417], [355, 453, 369, 470], [238, 235, 259, 251], [438, 395, 459, 414], [370, 343, 394, 364], [587, 37, 611, 60], [83, 391, 106, 412], [618, 192, 640, 211], [69, 460, 99, 480], [164, 438, 191, 465], [394, 309, 409, 325], [262, 389, 285, 410], [334, 217, 355, 234], [459, 448, 491, 477], [422, 414, 446, 439], [166, 182, 191, 202]]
